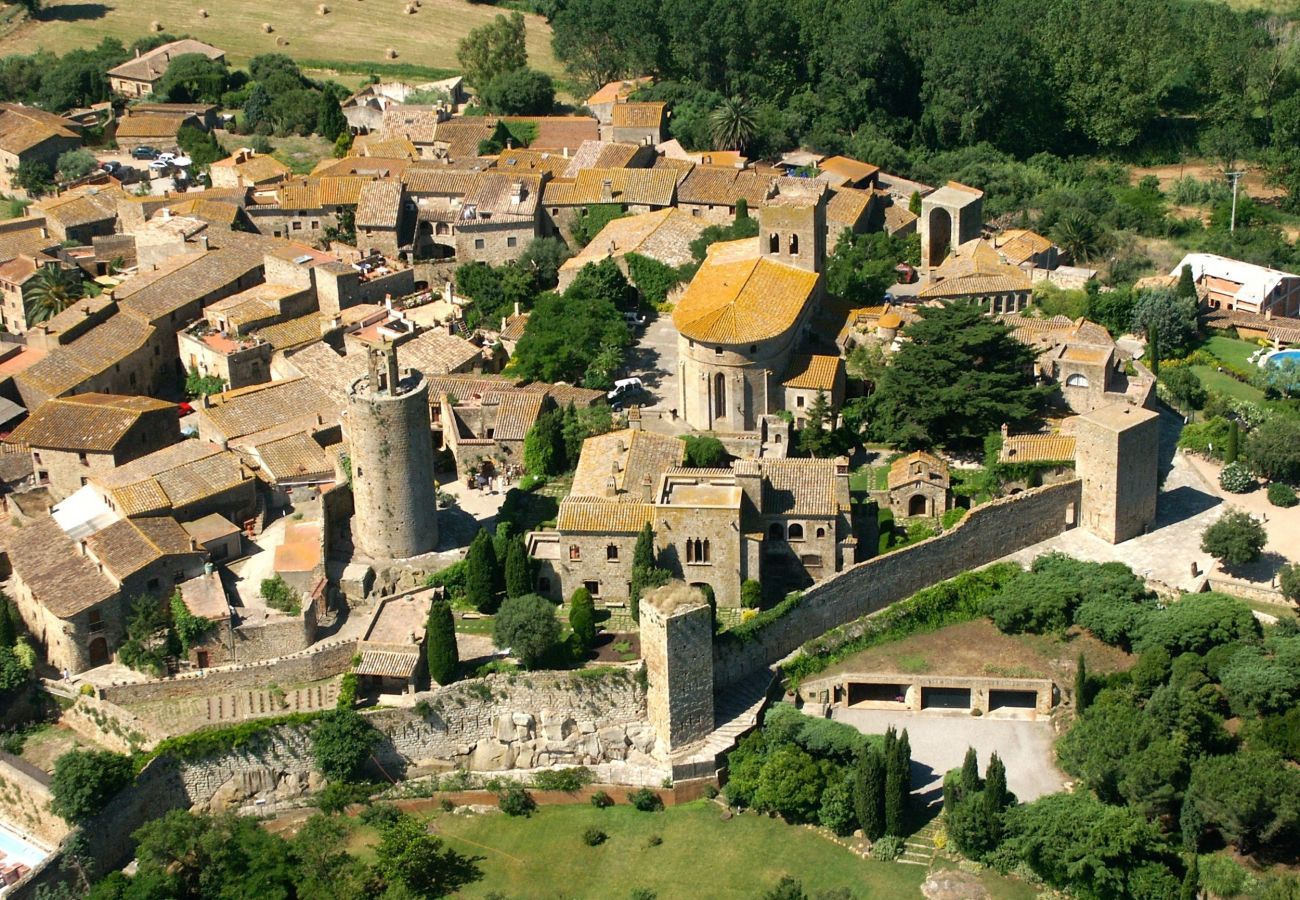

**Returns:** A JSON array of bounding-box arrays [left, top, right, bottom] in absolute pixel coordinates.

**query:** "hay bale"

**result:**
[[197, 8, 208, 17], [149, 20, 163, 31], [405, 3, 417, 12], [384, 48, 398, 59], [317, 3, 329, 13], [262, 21, 273, 32], [276, 36, 288, 46]]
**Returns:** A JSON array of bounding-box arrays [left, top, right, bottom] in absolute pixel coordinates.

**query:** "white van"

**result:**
[[607, 377, 644, 401]]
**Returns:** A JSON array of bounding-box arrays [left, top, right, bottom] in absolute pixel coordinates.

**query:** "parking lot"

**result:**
[[94, 149, 188, 196], [620, 310, 684, 434], [832, 707, 1066, 806]]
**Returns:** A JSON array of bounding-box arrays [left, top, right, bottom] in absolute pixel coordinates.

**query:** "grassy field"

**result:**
[[340, 802, 1035, 899], [1191, 365, 1266, 403], [0, 0, 560, 76], [1203, 335, 1262, 370]]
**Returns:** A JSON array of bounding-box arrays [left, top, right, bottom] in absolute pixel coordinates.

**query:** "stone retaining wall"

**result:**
[[61, 695, 169, 753], [0, 754, 64, 848], [713, 480, 1081, 689]]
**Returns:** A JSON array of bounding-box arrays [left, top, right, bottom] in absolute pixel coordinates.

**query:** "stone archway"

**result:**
[[88, 637, 109, 666], [925, 207, 952, 270], [908, 494, 928, 517]]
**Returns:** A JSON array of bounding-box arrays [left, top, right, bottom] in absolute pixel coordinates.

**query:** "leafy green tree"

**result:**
[[1138, 592, 1260, 657], [709, 96, 757, 153], [425, 598, 458, 685], [740, 579, 763, 609], [493, 594, 560, 668], [457, 12, 527, 89], [551, 0, 663, 91], [1131, 288, 1199, 355], [185, 366, 225, 398], [824, 231, 902, 306], [243, 84, 272, 132], [316, 91, 348, 142], [55, 148, 97, 181], [464, 528, 499, 612], [1161, 367, 1206, 412], [169, 591, 211, 655], [1182, 751, 1300, 854], [311, 709, 380, 782], [681, 435, 728, 468], [798, 390, 834, 457], [1200, 511, 1268, 568], [568, 586, 597, 651], [374, 812, 477, 897], [1244, 417, 1300, 484], [176, 124, 224, 170], [290, 813, 371, 900], [511, 282, 631, 386], [1280, 562, 1300, 603], [523, 407, 566, 476], [481, 67, 555, 115], [518, 237, 570, 290], [864, 301, 1051, 450], [127, 810, 299, 899], [49, 749, 134, 823], [754, 744, 827, 822], [504, 536, 532, 598], [155, 53, 229, 103], [1219, 645, 1299, 717], [23, 264, 82, 324], [628, 523, 664, 622]]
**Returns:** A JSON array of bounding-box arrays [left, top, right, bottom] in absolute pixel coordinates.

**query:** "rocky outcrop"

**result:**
[[204, 767, 326, 813], [434, 711, 658, 773]]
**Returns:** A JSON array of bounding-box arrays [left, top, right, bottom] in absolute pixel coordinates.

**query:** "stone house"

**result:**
[[586, 78, 654, 126], [245, 175, 372, 245], [90, 439, 257, 526], [208, 150, 291, 190], [674, 166, 773, 225], [541, 167, 679, 237], [31, 187, 122, 244], [1005, 314, 1153, 415], [609, 102, 666, 145], [781, 354, 845, 429], [0, 255, 44, 335], [434, 385, 547, 473], [0, 103, 82, 196], [557, 207, 706, 292], [6, 393, 178, 502], [342, 79, 465, 135], [182, 512, 242, 563], [2, 514, 205, 673], [504, 117, 599, 155], [112, 111, 200, 153], [14, 311, 160, 409], [825, 187, 878, 253], [887, 451, 951, 519], [918, 238, 1032, 313], [451, 173, 543, 264], [819, 156, 880, 189], [355, 180, 412, 260], [107, 40, 226, 98]]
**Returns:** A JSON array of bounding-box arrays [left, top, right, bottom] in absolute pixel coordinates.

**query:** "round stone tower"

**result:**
[[347, 342, 438, 560]]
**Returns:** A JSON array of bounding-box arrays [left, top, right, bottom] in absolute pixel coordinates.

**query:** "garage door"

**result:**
[[847, 683, 907, 706], [920, 687, 971, 710], [989, 689, 1038, 710]]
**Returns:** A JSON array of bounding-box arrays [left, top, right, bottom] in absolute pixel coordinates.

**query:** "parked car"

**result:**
[[131, 146, 159, 160], [176, 401, 195, 417], [622, 311, 648, 328], [99, 160, 121, 175], [895, 262, 917, 284], [607, 377, 644, 402], [157, 152, 176, 163], [147, 159, 171, 171]]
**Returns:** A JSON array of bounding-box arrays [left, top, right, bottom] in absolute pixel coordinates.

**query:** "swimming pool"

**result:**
[[1260, 348, 1300, 367], [0, 820, 49, 894]]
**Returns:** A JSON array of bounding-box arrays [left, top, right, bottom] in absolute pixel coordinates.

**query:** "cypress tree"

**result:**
[[568, 587, 596, 651], [984, 752, 1007, 811], [853, 746, 886, 840], [629, 523, 656, 622], [504, 537, 532, 598], [1226, 419, 1239, 464], [316, 90, 348, 142], [1176, 264, 1196, 299], [960, 747, 981, 795], [1179, 855, 1199, 900], [0, 597, 15, 649], [465, 528, 498, 612], [1150, 325, 1161, 378], [425, 599, 458, 685], [884, 739, 906, 837], [1075, 653, 1089, 713]]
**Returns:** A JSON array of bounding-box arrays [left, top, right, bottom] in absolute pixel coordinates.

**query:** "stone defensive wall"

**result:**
[[713, 479, 1082, 689], [0, 753, 65, 849]]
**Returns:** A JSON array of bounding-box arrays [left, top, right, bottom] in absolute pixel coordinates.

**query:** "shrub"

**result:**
[[582, 826, 607, 846], [311, 709, 381, 782], [260, 574, 300, 615], [312, 780, 379, 813], [870, 834, 905, 861], [49, 749, 134, 823], [532, 767, 593, 793], [681, 435, 728, 468], [590, 790, 614, 808], [1267, 482, 1298, 508], [941, 507, 967, 530], [1200, 511, 1267, 567], [1219, 461, 1254, 493], [740, 579, 763, 609], [359, 801, 403, 828], [568, 587, 597, 652], [498, 783, 536, 816], [493, 594, 561, 667], [336, 672, 358, 709], [646, 833, 663, 847], [626, 787, 664, 811]]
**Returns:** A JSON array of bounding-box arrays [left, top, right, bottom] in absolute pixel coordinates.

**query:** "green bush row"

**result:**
[[140, 711, 323, 768], [720, 592, 804, 646]]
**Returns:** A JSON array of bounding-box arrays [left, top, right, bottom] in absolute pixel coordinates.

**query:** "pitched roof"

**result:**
[[782, 354, 842, 391], [107, 40, 225, 83], [355, 180, 404, 229], [0, 217, 59, 262], [0, 103, 79, 155], [402, 167, 481, 196], [94, 440, 249, 516], [677, 167, 772, 207], [7, 393, 172, 451], [672, 239, 819, 345], [33, 187, 122, 228], [887, 451, 950, 490], [16, 314, 155, 400], [547, 168, 679, 207], [85, 516, 196, 581], [115, 247, 264, 324], [999, 434, 1077, 464], [252, 430, 334, 483], [253, 313, 324, 351], [819, 155, 879, 184], [489, 393, 544, 443], [556, 498, 653, 533], [610, 102, 665, 129], [586, 77, 653, 107], [761, 458, 839, 516], [200, 377, 337, 442], [570, 428, 683, 501], [918, 239, 1031, 299], [559, 207, 706, 274], [380, 105, 445, 144], [115, 113, 191, 139], [461, 172, 541, 221], [826, 187, 874, 227], [992, 229, 1053, 266], [502, 116, 599, 152], [1, 516, 116, 617]]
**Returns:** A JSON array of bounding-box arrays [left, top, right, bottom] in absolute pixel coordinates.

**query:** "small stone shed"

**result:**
[[887, 450, 951, 519]]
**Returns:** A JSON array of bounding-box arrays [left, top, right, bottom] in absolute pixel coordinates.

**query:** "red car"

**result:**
[[177, 401, 195, 417], [894, 262, 917, 284]]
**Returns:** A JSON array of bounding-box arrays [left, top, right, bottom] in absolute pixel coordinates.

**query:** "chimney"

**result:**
[[135, 48, 141, 58], [563, 146, 569, 159], [501, 315, 507, 331], [628, 406, 642, 431], [385, 293, 393, 311], [513, 300, 520, 317], [1000, 422, 1009, 439], [199, 235, 209, 251], [509, 180, 522, 203], [39, 226, 47, 239], [604, 476, 617, 498], [600, 179, 613, 202], [444, 281, 453, 302]]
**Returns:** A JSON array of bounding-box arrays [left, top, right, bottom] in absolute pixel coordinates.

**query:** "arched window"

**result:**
[[686, 538, 711, 564], [606, 544, 619, 561], [789, 233, 799, 255], [815, 527, 826, 538], [713, 372, 726, 418], [768, 523, 783, 540], [702, 539, 710, 563], [1066, 373, 1089, 388], [569, 545, 581, 560], [788, 523, 804, 540], [769, 232, 779, 253]]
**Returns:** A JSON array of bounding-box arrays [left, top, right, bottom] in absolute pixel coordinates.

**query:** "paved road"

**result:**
[[832, 708, 1066, 806], [622, 311, 689, 436]]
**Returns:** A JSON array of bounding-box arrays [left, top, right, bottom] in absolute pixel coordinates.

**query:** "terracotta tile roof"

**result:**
[[677, 167, 772, 207], [7, 393, 172, 451], [570, 428, 683, 501], [351, 135, 418, 160], [95, 440, 249, 516], [182, 511, 239, 544], [887, 451, 949, 490], [672, 240, 819, 344], [462, 172, 541, 220], [918, 240, 1031, 299], [557, 498, 654, 533], [355, 180, 404, 229], [493, 149, 571, 179], [200, 377, 337, 442], [819, 156, 879, 184], [107, 40, 224, 83], [396, 329, 481, 375], [761, 458, 838, 516], [0, 255, 36, 283], [1, 516, 116, 617], [883, 203, 918, 234], [490, 393, 544, 442], [826, 187, 874, 227], [34, 188, 122, 228], [586, 77, 653, 107], [559, 168, 678, 207], [403, 167, 481, 196], [500, 312, 528, 342], [310, 156, 411, 179], [993, 229, 1053, 266], [516, 381, 605, 407], [0, 103, 79, 154], [503, 116, 599, 153], [252, 313, 324, 351], [115, 114, 190, 139], [355, 647, 420, 678], [999, 434, 1077, 464], [16, 314, 155, 399], [381, 106, 445, 144], [611, 102, 665, 129], [115, 247, 263, 324], [233, 153, 290, 185], [253, 431, 334, 483], [85, 516, 196, 581], [782, 354, 842, 391], [561, 141, 645, 177], [0, 218, 59, 262], [560, 208, 706, 275]]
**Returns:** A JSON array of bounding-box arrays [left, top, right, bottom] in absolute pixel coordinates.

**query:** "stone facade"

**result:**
[[346, 345, 439, 560], [919, 182, 984, 274], [641, 582, 714, 752], [1075, 403, 1159, 543]]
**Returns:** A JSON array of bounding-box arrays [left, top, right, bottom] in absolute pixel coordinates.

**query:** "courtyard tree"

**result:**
[[464, 528, 499, 612], [456, 12, 527, 89], [493, 594, 561, 668], [56, 148, 97, 181], [511, 280, 631, 388], [1131, 288, 1199, 355], [23, 264, 82, 324], [568, 586, 597, 652], [129, 810, 299, 898], [1200, 510, 1268, 568], [49, 749, 134, 823], [1161, 366, 1206, 412], [311, 709, 381, 783], [425, 598, 458, 685], [798, 390, 834, 457], [1244, 416, 1300, 484], [504, 536, 532, 598], [524, 407, 567, 476], [863, 301, 1051, 450], [681, 434, 728, 468], [853, 745, 886, 839]]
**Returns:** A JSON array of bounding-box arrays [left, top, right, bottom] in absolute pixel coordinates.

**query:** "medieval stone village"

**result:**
[[0, 1, 1298, 897]]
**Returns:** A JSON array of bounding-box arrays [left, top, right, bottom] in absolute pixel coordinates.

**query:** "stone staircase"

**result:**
[[670, 669, 776, 781], [898, 818, 942, 867]]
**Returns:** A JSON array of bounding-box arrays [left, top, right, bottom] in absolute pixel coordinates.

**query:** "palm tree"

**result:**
[[709, 96, 757, 154], [24, 265, 83, 325], [1052, 211, 1103, 264]]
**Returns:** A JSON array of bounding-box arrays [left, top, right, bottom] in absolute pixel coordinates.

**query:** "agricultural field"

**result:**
[[0, 0, 560, 75]]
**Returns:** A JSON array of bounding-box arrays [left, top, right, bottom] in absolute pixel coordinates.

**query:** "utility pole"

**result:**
[[1227, 171, 1244, 233]]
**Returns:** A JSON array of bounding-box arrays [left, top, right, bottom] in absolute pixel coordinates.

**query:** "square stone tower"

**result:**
[[641, 581, 714, 752], [759, 184, 826, 275], [1075, 402, 1160, 544]]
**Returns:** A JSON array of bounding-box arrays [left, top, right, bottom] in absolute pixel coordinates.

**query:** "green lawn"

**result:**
[[418, 801, 1021, 899], [1202, 335, 1261, 371], [1190, 366, 1265, 403]]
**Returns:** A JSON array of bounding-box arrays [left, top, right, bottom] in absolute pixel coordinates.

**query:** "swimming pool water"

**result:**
[[0, 820, 48, 891], [1265, 349, 1300, 365]]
